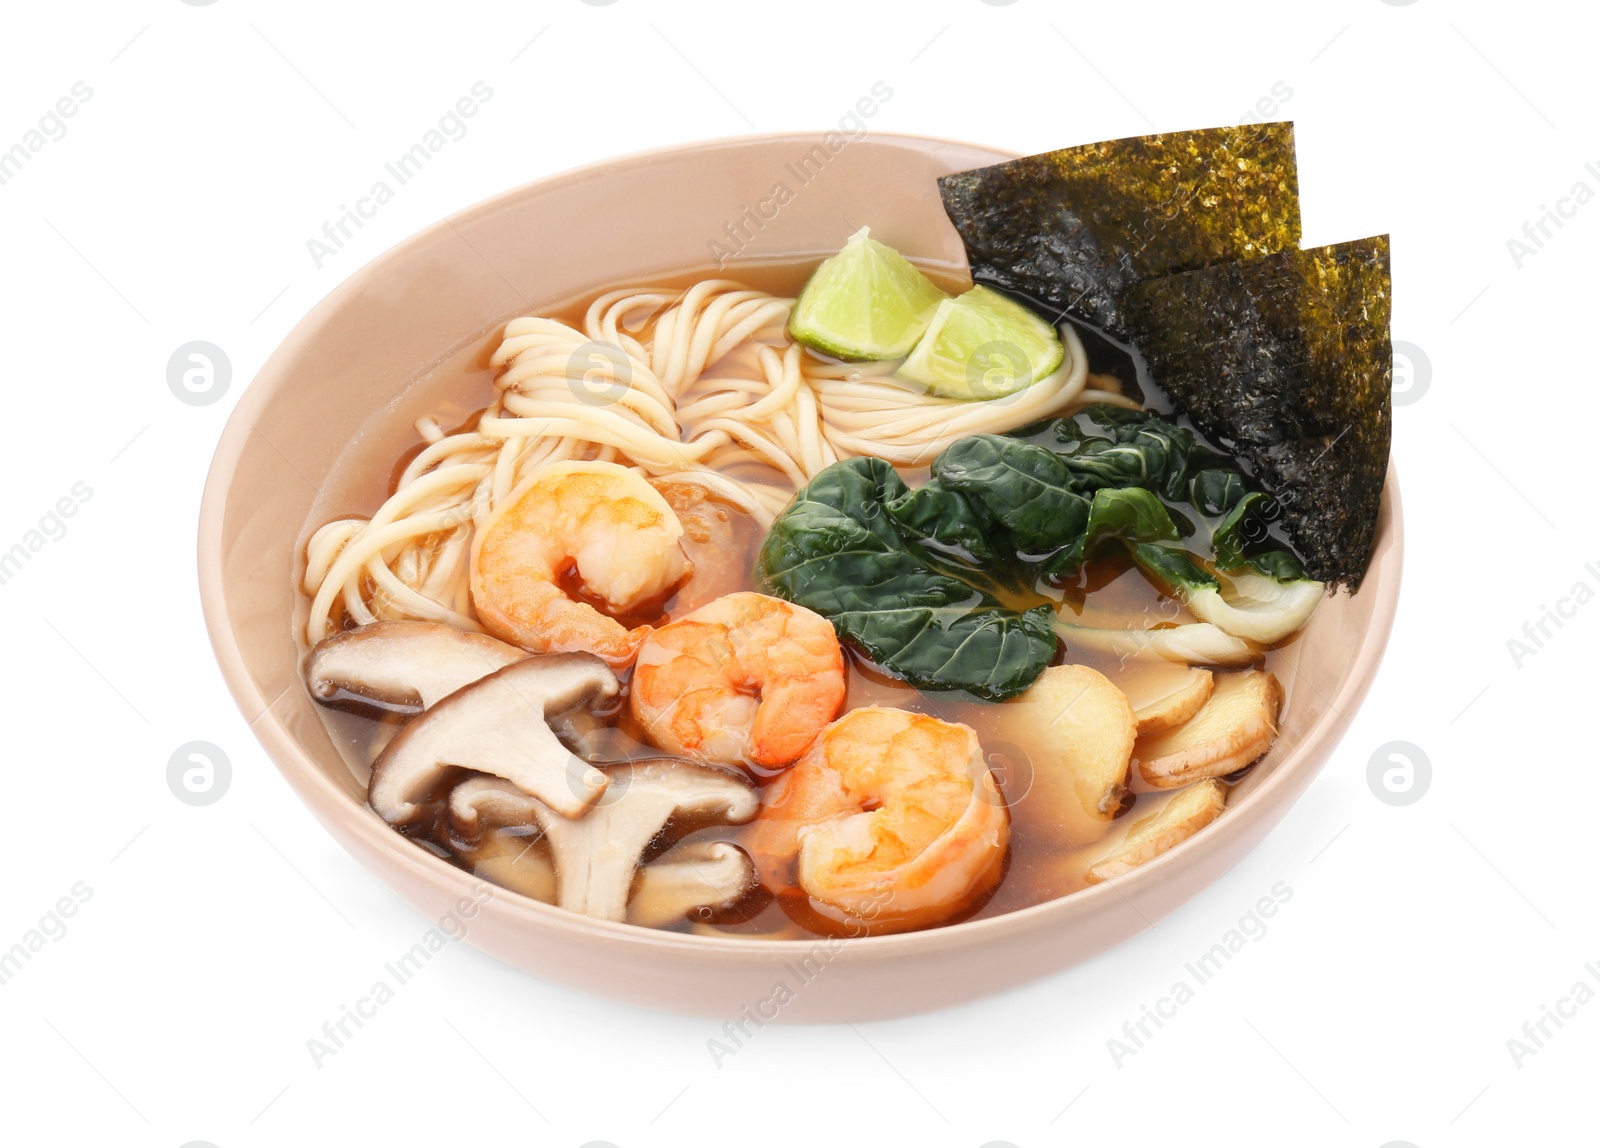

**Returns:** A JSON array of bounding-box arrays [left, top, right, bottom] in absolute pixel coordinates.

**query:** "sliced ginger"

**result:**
[[1086, 778, 1227, 884], [1116, 662, 1215, 737], [1000, 664, 1136, 847], [1134, 669, 1282, 789]]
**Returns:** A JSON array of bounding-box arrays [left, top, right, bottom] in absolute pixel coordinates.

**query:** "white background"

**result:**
[[0, 1, 1593, 1145]]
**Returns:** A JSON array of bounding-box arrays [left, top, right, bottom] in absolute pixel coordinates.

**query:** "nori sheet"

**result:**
[[937, 123, 1302, 342], [1123, 237, 1393, 589]]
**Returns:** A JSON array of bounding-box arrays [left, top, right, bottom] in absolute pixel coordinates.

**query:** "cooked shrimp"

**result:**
[[746, 706, 1009, 933], [653, 481, 761, 615], [470, 461, 689, 668], [630, 591, 845, 769]]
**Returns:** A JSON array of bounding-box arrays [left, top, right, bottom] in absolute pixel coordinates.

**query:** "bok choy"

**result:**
[[760, 405, 1324, 699]]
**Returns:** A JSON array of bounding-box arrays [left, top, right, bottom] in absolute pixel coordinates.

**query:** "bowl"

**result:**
[[198, 132, 1402, 1021]]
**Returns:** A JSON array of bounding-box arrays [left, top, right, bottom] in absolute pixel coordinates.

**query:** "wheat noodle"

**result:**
[[302, 279, 1092, 643]]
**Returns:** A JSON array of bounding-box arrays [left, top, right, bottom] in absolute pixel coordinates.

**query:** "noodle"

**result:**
[[302, 278, 1092, 643]]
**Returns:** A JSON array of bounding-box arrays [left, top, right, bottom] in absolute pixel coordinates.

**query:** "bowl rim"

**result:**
[[198, 129, 1404, 960]]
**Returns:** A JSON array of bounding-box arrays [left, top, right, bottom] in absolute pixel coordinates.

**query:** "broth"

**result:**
[[303, 259, 1297, 938]]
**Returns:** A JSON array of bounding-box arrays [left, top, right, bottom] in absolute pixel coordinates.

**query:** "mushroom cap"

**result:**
[[447, 777, 555, 900], [368, 653, 619, 824], [449, 776, 757, 924], [627, 841, 756, 928], [532, 757, 758, 922], [449, 775, 544, 840], [588, 757, 762, 825], [307, 620, 526, 716]]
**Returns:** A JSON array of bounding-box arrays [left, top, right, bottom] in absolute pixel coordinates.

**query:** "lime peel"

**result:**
[[896, 284, 1065, 400], [788, 227, 948, 361]]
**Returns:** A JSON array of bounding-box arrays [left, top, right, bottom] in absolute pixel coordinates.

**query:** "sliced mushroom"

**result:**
[[1117, 663, 1215, 737], [1056, 620, 1262, 667], [1134, 670, 1282, 789], [450, 776, 756, 923], [528, 758, 758, 922], [449, 774, 545, 836], [468, 831, 557, 902], [1000, 664, 1135, 847], [369, 653, 618, 823], [627, 841, 756, 928], [448, 776, 555, 898], [1086, 779, 1227, 884], [307, 620, 526, 716]]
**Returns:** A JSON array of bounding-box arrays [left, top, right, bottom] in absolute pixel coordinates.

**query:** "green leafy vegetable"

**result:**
[[1130, 542, 1215, 593], [1083, 410, 1299, 576], [1211, 490, 1282, 572], [882, 476, 1001, 567], [759, 457, 1056, 701], [761, 405, 1325, 699], [1045, 406, 1214, 501], [1083, 488, 1180, 554], [921, 435, 1088, 567], [922, 407, 1328, 644]]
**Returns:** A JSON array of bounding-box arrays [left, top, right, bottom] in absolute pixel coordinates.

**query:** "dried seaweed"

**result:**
[[1123, 237, 1393, 588], [937, 123, 1302, 342]]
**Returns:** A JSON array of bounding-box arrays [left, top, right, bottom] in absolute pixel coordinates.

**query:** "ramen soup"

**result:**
[[298, 243, 1330, 941]]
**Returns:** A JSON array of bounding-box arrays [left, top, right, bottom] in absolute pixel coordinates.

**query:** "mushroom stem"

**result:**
[[531, 760, 758, 922], [449, 766, 758, 923]]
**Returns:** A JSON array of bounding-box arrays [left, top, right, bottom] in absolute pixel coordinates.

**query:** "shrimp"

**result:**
[[630, 591, 845, 770], [745, 706, 1009, 934], [653, 481, 761, 615], [470, 461, 689, 668]]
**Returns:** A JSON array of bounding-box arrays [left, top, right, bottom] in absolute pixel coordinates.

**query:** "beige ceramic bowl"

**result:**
[[199, 132, 1402, 1021]]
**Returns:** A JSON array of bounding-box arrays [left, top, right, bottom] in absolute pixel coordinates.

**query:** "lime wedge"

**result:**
[[897, 285, 1065, 399], [789, 227, 947, 360]]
